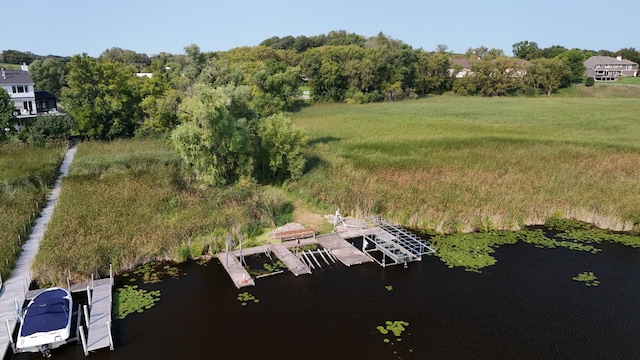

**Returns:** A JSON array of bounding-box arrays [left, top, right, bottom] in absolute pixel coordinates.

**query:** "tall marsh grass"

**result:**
[[32, 139, 264, 286], [291, 97, 640, 233], [0, 143, 66, 280]]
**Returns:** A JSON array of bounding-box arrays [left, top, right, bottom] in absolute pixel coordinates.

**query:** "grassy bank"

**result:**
[[31, 138, 267, 286], [0, 143, 66, 280], [291, 96, 640, 233]]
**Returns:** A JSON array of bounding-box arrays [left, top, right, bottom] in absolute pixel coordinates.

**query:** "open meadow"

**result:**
[[0, 144, 66, 280], [291, 95, 640, 233]]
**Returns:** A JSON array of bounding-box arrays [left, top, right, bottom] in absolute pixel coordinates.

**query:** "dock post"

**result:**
[[83, 305, 90, 331], [86, 286, 92, 307], [76, 304, 83, 340], [79, 325, 88, 356], [67, 270, 71, 292], [107, 320, 114, 351], [6, 319, 16, 353], [91, 273, 94, 290], [109, 264, 113, 286]]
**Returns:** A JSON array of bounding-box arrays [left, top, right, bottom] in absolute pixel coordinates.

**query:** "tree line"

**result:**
[[2, 33, 640, 183]]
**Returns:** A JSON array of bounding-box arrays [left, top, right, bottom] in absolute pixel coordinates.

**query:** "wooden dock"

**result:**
[[270, 244, 311, 276], [0, 145, 77, 359], [316, 233, 373, 266], [86, 278, 114, 352], [216, 252, 255, 289]]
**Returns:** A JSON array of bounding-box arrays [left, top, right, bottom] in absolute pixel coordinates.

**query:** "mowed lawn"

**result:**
[[292, 96, 640, 232]]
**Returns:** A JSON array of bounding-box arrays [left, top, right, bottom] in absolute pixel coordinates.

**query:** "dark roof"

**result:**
[[0, 69, 34, 85], [35, 90, 57, 101]]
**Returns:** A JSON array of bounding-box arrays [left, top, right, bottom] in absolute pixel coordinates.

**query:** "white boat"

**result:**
[[16, 287, 73, 357]]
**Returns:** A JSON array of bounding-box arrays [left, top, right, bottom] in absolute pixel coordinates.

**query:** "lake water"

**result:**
[[10, 239, 640, 360]]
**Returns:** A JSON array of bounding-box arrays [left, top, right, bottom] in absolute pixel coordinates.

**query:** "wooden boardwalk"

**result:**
[[0, 145, 77, 359], [86, 278, 114, 352]]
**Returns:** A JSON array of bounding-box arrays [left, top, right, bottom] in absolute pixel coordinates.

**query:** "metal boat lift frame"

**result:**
[[363, 218, 436, 267]]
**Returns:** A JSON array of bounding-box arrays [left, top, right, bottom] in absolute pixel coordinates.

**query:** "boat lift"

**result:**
[[362, 218, 436, 267]]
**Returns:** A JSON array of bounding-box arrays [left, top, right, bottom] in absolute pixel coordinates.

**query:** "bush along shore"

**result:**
[[0, 143, 67, 280]]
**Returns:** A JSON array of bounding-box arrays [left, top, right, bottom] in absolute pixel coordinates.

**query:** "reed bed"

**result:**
[[291, 96, 640, 233], [0, 143, 66, 280], [32, 139, 263, 286]]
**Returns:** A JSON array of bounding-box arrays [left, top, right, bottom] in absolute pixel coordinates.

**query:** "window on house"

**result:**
[[12, 85, 27, 93]]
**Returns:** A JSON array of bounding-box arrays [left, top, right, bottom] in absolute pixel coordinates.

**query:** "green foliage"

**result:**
[[0, 88, 14, 139], [0, 144, 65, 280], [28, 58, 68, 97], [256, 113, 306, 182], [377, 320, 409, 344], [431, 232, 518, 272], [19, 114, 76, 145], [61, 54, 142, 139], [30, 139, 264, 285], [259, 188, 294, 227], [585, 77, 595, 87], [291, 97, 640, 233], [572, 272, 599, 286], [528, 58, 572, 95], [171, 84, 250, 186], [237, 291, 259, 306], [113, 285, 161, 319]]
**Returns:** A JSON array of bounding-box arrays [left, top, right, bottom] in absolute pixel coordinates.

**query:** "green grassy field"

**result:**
[[31, 139, 270, 286], [616, 77, 640, 85], [291, 95, 640, 233], [0, 144, 66, 280]]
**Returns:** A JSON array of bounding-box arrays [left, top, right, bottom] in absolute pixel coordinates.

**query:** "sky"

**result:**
[[4, 0, 636, 57]]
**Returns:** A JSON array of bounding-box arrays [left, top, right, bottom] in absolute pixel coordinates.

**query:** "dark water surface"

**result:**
[[13, 241, 640, 360]]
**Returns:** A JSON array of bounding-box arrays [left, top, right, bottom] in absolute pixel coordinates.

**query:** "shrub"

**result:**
[[585, 77, 595, 87]]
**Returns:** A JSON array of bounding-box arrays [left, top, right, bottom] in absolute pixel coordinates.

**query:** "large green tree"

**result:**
[[256, 113, 306, 182], [512, 41, 540, 60], [28, 57, 68, 97], [528, 58, 571, 96], [61, 54, 142, 139], [171, 84, 251, 186]]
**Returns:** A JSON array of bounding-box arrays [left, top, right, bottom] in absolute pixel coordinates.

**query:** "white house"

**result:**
[[0, 64, 37, 117]]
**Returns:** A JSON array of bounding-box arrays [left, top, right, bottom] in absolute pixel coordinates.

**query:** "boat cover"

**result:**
[[20, 288, 70, 337]]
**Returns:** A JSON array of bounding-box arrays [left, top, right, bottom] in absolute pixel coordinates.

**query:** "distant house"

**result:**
[[449, 59, 473, 78], [584, 56, 639, 81], [0, 63, 61, 117], [449, 58, 528, 78], [35, 90, 58, 113], [0, 64, 37, 117]]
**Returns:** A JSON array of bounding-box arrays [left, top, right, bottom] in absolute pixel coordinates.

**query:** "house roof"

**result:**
[[35, 90, 57, 101], [0, 69, 34, 85], [584, 56, 638, 68]]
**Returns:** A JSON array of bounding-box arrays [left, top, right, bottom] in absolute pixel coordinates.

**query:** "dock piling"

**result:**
[[79, 325, 88, 356], [5, 319, 15, 354]]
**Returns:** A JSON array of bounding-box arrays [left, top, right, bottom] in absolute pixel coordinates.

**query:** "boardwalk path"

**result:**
[[0, 145, 77, 358]]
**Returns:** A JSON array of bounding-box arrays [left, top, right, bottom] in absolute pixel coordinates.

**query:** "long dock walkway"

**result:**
[[86, 278, 114, 352], [0, 145, 77, 359]]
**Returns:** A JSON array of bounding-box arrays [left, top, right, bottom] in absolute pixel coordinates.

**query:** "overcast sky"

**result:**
[[5, 0, 636, 57]]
